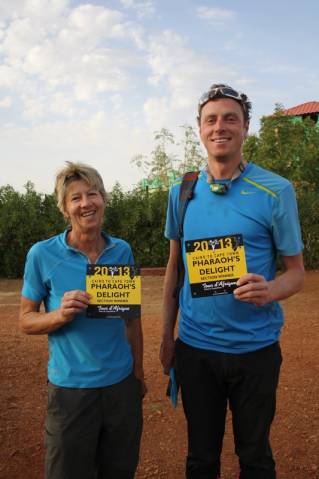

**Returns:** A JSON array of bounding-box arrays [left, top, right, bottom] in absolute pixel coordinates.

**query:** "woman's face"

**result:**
[[64, 180, 105, 234]]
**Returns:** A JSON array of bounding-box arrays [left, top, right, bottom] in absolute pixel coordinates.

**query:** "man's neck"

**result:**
[[207, 156, 245, 179]]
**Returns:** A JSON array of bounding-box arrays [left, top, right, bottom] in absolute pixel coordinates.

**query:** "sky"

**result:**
[[1, 0, 319, 193]]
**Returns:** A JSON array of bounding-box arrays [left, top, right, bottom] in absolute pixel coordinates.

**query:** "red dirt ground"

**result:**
[[0, 273, 318, 479]]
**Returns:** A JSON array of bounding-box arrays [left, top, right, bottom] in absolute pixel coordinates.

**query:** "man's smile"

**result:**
[[212, 138, 230, 143]]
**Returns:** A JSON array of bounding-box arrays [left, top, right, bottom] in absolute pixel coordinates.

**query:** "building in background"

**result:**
[[284, 101, 319, 125]]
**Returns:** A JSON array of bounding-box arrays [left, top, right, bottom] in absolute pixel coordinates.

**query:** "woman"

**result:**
[[20, 162, 145, 479]]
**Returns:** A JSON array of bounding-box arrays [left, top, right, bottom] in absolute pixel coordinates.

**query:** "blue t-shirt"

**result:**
[[165, 163, 303, 353], [22, 230, 134, 388]]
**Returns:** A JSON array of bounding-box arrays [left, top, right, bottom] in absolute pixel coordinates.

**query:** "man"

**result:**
[[160, 84, 304, 479]]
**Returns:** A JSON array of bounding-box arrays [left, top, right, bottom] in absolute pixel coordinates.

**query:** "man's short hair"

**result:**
[[197, 83, 252, 123]]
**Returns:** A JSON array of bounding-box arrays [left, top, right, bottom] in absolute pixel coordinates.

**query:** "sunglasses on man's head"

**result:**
[[198, 86, 245, 111]]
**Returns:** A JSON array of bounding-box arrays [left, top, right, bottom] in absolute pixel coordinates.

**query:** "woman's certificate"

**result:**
[[86, 265, 141, 319]]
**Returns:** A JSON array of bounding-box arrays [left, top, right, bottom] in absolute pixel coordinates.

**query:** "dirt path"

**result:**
[[0, 273, 318, 479]]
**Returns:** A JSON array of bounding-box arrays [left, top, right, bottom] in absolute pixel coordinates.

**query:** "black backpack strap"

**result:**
[[173, 171, 199, 299], [178, 171, 200, 238]]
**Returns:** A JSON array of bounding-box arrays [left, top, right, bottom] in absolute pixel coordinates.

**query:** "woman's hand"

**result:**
[[20, 290, 90, 335], [59, 290, 91, 323]]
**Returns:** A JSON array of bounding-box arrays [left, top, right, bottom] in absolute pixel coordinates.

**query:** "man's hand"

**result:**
[[134, 366, 147, 397], [59, 290, 91, 323], [234, 273, 273, 307], [160, 336, 175, 375]]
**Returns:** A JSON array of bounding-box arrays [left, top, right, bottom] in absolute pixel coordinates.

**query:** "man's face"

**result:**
[[199, 98, 249, 163]]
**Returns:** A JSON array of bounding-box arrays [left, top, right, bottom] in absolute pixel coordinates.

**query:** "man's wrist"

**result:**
[[134, 365, 144, 380], [161, 333, 175, 342], [266, 280, 276, 303], [161, 324, 176, 340]]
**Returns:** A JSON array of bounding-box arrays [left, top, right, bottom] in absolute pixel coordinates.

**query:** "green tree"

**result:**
[[133, 124, 206, 190], [243, 105, 319, 269], [105, 184, 169, 267], [243, 105, 319, 189], [0, 183, 64, 277], [2, 106, 319, 277], [132, 128, 178, 189], [243, 134, 259, 164], [178, 124, 206, 173], [297, 190, 319, 269]]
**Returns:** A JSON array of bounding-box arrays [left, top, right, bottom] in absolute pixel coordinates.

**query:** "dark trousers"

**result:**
[[175, 339, 282, 479], [45, 372, 143, 479]]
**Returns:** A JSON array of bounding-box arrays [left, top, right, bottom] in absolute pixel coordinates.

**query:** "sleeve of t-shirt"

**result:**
[[117, 239, 135, 265], [21, 243, 48, 302], [272, 182, 304, 256], [127, 244, 135, 265], [164, 185, 180, 240]]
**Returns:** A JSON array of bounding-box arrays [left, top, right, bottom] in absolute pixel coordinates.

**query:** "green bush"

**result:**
[[0, 183, 65, 278], [105, 185, 169, 267], [0, 179, 318, 278], [297, 190, 319, 270]]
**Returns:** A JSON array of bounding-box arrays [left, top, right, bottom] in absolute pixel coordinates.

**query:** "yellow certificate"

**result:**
[[86, 264, 141, 319], [185, 234, 247, 297]]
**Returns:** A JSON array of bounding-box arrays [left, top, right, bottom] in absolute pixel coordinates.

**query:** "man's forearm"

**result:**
[[268, 264, 305, 303], [160, 256, 180, 374], [162, 259, 179, 339], [160, 239, 181, 374]]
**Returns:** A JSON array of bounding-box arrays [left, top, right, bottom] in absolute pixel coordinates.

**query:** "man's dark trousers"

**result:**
[[175, 339, 282, 479]]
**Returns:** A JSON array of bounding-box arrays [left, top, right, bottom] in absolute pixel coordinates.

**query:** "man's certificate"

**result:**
[[86, 265, 141, 319], [185, 234, 247, 297]]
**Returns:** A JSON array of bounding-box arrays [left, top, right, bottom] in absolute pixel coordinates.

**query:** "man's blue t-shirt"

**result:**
[[165, 163, 303, 354], [22, 230, 134, 388]]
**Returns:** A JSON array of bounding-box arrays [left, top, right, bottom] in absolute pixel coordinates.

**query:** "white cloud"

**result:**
[[127, 24, 146, 49], [0, 0, 69, 23], [0, 96, 12, 108], [67, 5, 125, 41], [50, 92, 78, 117], [0, 65, 21, 87], [3, 17, 47, 62], [0, 25, 5, 41], [72, 49, 134, 101], [197, 6, 235, 25], [143, 96, 170, 129], [1, 0, 315, 195], [22, 42, 59, 78], [259, 64, 303, 75], [120, 0, 156, 18], [22, 96, 46, 120], [0, 3, 144, 121], [0, 115, 153, 192], [110, 94, 123, 112], [144, 30, 237, 128]]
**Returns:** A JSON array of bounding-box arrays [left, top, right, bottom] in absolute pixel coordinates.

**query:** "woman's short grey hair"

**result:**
[[55, 161, 107, 215]]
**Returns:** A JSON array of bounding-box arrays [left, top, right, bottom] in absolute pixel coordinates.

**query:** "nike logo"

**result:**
[[240, 190, 256, 195]]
